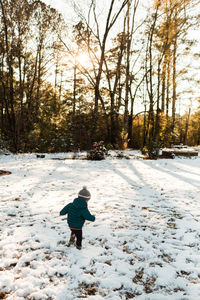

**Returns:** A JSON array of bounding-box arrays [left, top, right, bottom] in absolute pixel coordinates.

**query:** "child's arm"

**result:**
[[82, 208, 95, 222], [60, 204, 70, 216]]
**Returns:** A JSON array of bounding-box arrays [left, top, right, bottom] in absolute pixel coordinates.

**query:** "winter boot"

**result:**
[[76, 245, 82, 250], [67, 233, 75, 247]]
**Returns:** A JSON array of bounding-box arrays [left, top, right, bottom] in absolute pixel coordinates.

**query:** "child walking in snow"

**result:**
[[60, 186, 95, 250]]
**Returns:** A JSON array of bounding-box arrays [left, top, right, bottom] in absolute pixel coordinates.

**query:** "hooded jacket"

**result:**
[[60, 197, 95, 229]]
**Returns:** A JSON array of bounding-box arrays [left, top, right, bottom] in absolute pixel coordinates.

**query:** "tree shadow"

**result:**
[[105, 158, 200, 224], [137, 159, 200, 189]]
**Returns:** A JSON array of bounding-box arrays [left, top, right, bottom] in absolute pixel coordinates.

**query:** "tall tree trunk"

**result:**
[[154, 59, 161, 152], [161, 54, 167, 112], [36, 44, 42, 115], [59, 70, 63, 101], [184, 105, 191, 144], [166, 59, 170, 119], [73, 64, 77, 117], [104, 30, 125, 146], [124, 0, 140, 148], [146, 4, 160, 147], [143, 105, 147, 147], [91, 0, 129, 141], [91, 0, 115, 139], [124, 0, 131, 146], [172, 37, 177, 129]]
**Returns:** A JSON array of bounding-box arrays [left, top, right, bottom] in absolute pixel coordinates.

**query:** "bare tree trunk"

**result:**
[[59, 70, 63, 101], [73, 63, 77, 117], [104, 31, 125, 145], [124, 0, 140, 148], [154, 59, 161, 151], [145, 4, 160, 143], [184, 105, 191, 144], [36, 43, 42, 114], [91, 0, 129, 140], [166, 59, 170, 119], [144, 2, 161, 156], [129, 74, 146, 147], [143, 103, 147, 147], [161, 54, 167, 112], [0, 54, 9, 136], [17, 22, 26, 143], [172, 37, 177, 129], [124, 0, 131, 144]]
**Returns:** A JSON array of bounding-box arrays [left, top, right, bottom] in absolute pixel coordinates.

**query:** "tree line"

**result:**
[[0, 0, 199, 154]]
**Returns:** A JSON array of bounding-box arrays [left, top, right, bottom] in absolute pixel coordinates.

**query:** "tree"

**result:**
[[66, 0, 129, 143], [0, 0, 66, 152], [142, 0, 199, 155]]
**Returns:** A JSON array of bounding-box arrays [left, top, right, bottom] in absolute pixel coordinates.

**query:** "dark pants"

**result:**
[[70, 229, 82, 247]]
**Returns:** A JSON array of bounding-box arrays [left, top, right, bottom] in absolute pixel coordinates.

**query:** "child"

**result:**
[[60, 186, 95, 250]]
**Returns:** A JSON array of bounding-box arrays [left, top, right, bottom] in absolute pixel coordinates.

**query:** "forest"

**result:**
[[0, 0, 200, 155]]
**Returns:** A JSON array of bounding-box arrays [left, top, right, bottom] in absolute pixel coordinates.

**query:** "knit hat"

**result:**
[[78, 186, 91, 200]]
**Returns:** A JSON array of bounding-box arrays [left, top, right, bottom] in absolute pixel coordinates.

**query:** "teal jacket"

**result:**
[[60, 197, 95, 229]]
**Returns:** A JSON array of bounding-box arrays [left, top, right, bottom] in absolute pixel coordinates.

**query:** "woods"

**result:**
[[0, 0, 199, 153]]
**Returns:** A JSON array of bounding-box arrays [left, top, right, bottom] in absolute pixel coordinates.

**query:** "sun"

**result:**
[[76, 52, 91, 68]]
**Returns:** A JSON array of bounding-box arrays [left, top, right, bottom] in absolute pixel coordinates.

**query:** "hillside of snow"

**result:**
[[0, 152, 200, 300]]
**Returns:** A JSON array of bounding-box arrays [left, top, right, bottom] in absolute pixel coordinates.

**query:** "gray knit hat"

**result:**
[[78, 186, 91, 200]]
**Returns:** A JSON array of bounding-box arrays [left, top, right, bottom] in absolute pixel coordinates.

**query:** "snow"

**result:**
[[0, 151, 200, 299], [163, 147, 198, 153]]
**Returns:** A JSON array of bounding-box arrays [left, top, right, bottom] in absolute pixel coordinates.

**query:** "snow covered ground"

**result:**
[[0, 151, 200, 300]]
